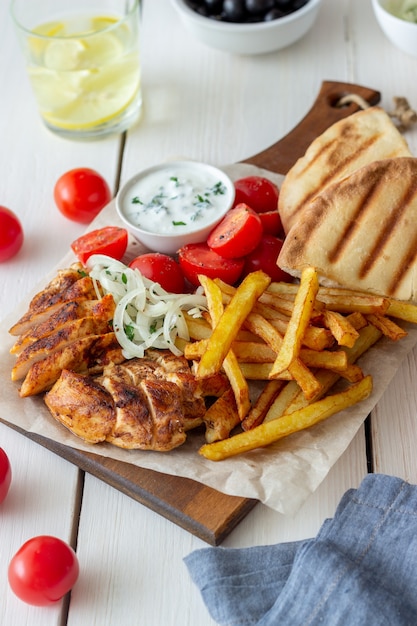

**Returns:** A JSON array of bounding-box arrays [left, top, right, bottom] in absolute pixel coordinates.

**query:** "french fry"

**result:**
[[197, 270, 271, 379], [345, 311, 368, 331], [269, 267, 319, 377], [242, 380, 286, 430], [243, 311, 322, 399], [386, 299, 417, 324], [260, 290, 324, 317], [185, 339, 277, 364], [216, 279, 333, 350], [366, 314, 408, 341], [337, 363, 364, 383], [268, 282, 390, 315], [198, 275, 251, 419], [203, 388, 241, 443], [199, 376, 373, 460], [322, 310, 359, 347], [239, 363, 276, 380], [275, 324, 382, 417], [262, 380, 302, 423]]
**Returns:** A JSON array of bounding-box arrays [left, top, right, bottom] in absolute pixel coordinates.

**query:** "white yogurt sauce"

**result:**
[[122, 165, 231, 234]]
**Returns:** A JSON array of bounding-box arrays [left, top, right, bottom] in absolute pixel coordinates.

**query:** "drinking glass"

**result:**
[[11, 0, 142, 139]]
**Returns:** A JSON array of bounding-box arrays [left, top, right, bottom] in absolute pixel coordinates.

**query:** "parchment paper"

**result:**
[[2, 163, 417, 516]]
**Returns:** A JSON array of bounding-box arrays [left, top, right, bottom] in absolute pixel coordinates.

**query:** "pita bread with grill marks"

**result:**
[[277, 157, 417, 302], [278, 106, 412, 233]]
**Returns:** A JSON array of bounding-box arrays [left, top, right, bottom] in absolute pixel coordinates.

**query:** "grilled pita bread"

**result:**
[[277, 157, 417, 302], [278, 106, 412, 233]]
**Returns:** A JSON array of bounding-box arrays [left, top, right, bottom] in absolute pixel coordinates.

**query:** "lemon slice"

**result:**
[[41, 53, 140, 129], [32, 20, 65, 37], [90, 15, 119, 31], [44, 38, 88, 71], [28, 14, 140, 131], [28, 21, 65, 61]]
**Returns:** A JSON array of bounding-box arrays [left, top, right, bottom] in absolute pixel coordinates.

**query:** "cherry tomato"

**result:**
[[233, 176, 279, 213], [0, 206, 24, 262], [178, 242, 244, 287], [0, 448, 12, 503], [8, 536, 79, 606], [54, 168, 112, 224], [207, 203, 263, 259], [242, 234, 293, 282], [71, 226, 128, 265], [129, 253, 186, 294], [258, 210, 284, 237]]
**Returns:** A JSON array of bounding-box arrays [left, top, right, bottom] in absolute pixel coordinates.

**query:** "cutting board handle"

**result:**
[[243, 80, 381, 175]]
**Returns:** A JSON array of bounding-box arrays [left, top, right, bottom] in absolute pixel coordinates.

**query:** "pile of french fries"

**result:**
[[182, 267, 417, 461]]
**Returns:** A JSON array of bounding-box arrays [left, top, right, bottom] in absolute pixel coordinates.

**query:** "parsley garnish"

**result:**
[[125, 324, 135, 341]]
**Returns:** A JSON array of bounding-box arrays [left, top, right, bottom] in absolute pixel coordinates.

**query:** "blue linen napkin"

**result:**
[[184, 474, 417, 625]]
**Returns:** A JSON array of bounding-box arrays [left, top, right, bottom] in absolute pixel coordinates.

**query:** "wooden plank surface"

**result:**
[[2, 81, 380, 545]]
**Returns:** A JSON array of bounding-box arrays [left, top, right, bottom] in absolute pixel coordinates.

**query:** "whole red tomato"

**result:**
[[8, 536, 79, 606], [242, 234, 293, 282], [54, 168, 112, 224], [129, 253, 186, 294], [0, 448, 12, 503], [233, 176, 279, 213], [0, 206, 24, 262]]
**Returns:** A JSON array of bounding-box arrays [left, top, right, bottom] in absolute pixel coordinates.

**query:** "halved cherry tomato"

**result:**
[[178, 242, 244, 287], [258, 210, 284, 237], [207, 203, 263, 259], [0, 448, 11, 503], [71, 226, 128, 265], [0, 206, 24, 262], [129, 253, 186, 294], [54, 168, 112, 224], [242, 234, 293, 282], [233, 176, 279, 213], [8, 536, 79, 606]]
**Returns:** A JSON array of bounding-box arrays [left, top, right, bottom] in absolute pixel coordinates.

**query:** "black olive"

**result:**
[[245, 0, 275, 15], [292, 0, 309, 9], [205, 0, 224, 12], [223, 0, 247, 21], [184, 0, 310, 22], [273, 0, 293, 10], [264, 8, 286, 20]]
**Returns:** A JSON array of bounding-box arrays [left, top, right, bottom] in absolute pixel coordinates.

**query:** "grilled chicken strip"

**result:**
[[19, 332, 124, 397], [9, 275, 97, 336], [45, 370, 115, 444], [10, 294, 115, 355], [12, 316, 114, 382]]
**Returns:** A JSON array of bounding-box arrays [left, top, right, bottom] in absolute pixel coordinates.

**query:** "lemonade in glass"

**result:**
[[11, 0, 142, 139]]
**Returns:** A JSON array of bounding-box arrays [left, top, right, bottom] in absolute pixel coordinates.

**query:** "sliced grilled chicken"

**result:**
[[44, 350, 230, 451], [10, 294, 115, 355], [46, 360, 188, 451], [9, 275, 97, 336], [19, 332, 123, 397], [138, 377, 186, 450], [45, 369, 115, 444], [12, 316, 114, 381]]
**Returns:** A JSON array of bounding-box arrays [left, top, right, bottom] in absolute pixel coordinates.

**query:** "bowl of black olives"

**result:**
[[170, 0, 323, 54]]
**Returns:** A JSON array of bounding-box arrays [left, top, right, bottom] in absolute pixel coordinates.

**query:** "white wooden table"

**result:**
[[1, 1, 417, 624]]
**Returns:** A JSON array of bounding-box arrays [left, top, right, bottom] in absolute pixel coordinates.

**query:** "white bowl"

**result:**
[[116, 161, 235, 255], [170, 0, 323, 55], [372, 0, 417, 57]]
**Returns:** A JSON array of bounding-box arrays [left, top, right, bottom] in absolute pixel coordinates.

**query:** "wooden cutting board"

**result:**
[[3, 81, 381, 546]]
